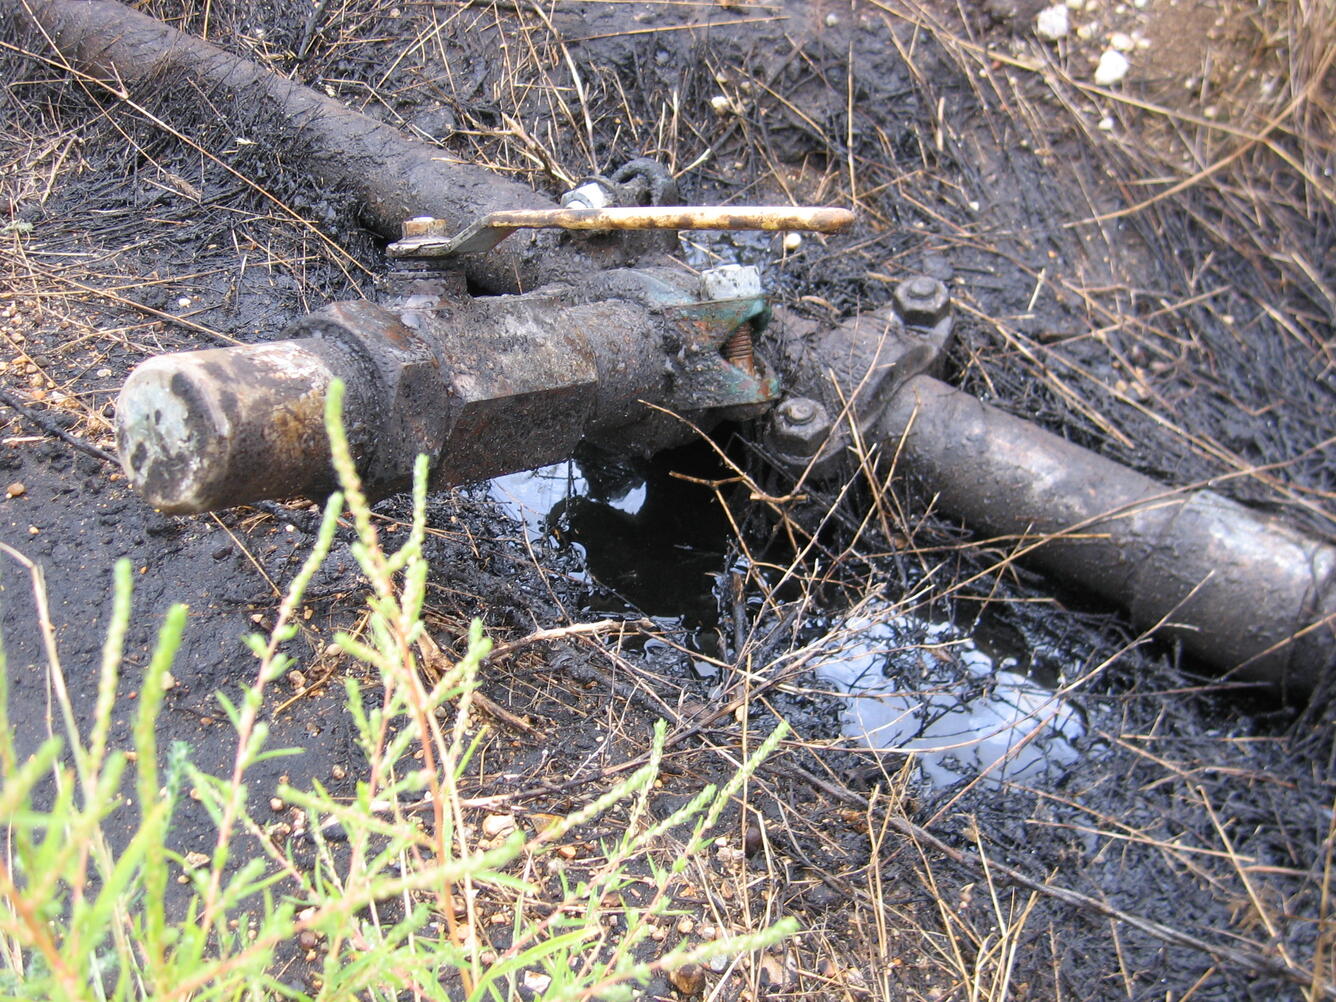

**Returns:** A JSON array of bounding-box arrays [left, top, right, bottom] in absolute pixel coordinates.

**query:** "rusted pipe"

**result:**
[[0, 0, 605, 293], [116, 266, 779, 513], [878, 374, 1336, 695]]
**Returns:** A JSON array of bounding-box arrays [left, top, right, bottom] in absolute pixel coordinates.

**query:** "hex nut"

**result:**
[[893, 275, 950, 327], [560, 181, 612, 210], [769, 396, 832, 457]]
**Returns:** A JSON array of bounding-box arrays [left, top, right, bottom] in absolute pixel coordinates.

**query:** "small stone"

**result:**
[[668, 964, 705, 996], [824, 12, 839, 26], [709, 95, 734, 115], [1098, 115, 1115, 130], [331, 763, 347, 780], [743, 820, 764, 856], [270, 797, 285, 812], [176, 297, 192, 308], [782, 232, 802, 251], [522, 971, 551, 994], [1035, 5, 1069, 40], [5, 482, 23, 498], [298, 929, 319, 950], [183, 851, 209, 870], [161, 671, 176, 691], [1109, 31, 1133, 50], [481, 813, 516, 839], [676, 917, 695, 935], [1094, 49, 1129, 85]]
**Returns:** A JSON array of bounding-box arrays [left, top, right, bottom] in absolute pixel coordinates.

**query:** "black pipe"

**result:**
[[0, 0, 615, 293], [879, 374, 1336, 694]]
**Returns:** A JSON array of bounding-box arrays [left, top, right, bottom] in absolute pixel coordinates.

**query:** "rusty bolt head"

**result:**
[[770, 396, 832, 457], [893, 275, 950, 327], [779, 397, 818, 426]]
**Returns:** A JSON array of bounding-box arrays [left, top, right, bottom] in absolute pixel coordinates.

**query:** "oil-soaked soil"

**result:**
[[1, 0, 1333, 998]]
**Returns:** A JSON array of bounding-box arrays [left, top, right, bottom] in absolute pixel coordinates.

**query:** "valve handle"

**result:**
[[388, 205, 855, 258]]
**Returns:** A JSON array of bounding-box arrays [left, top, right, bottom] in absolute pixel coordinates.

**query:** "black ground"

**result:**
[[1, 1, 1333, 999]]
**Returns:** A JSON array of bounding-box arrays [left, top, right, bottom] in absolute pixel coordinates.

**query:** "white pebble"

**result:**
[[1109, 31, 1134, 51], [522, 972, 551, 993], [1097, 116, 1115, 131], [824, 12, 839, 26], [782, 232, 802, 251], [1036, 5, 1070, 40], [1094, 49, 1129, 85], [481, 814, 516, 838], [176, 297, 192, 308]]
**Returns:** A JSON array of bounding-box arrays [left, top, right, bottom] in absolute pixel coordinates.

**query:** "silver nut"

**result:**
[[700, 264, 763, 302], [893, 275, 949, 327], [770, 397, 831, 457], [560, 181, 612, 210]]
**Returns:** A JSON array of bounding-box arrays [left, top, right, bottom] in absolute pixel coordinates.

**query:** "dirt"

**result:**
[[1, 0, 1333, 999]]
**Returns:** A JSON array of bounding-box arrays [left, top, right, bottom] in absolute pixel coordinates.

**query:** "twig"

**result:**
[[485, 618, 656, 661], [294, 0, 331, 62], [0, 386, 116, 464], [418, 631, 539, 737]]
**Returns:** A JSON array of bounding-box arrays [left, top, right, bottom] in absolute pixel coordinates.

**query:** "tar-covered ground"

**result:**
[[1, 1, 1333, 999]]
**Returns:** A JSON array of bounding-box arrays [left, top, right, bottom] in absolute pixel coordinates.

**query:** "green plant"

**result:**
[[0, 379, 795, 1001]]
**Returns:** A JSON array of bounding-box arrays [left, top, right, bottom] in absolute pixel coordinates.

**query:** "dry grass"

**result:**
[[1, 0, 1334, 999]]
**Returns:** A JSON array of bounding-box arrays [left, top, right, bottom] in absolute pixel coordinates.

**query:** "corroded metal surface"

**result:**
[[764, 275, 954, 476], [389, 206, 856, 258], [116, 264, 774, 511], [878, 375, 1336, 692], [116, 340, 364, 513], [765, 279, 1335, 690]]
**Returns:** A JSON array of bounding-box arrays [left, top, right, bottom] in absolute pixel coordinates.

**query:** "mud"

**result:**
[[1, 1, 1333, 999]]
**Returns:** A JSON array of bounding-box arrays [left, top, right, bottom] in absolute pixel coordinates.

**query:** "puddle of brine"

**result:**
[[814, 609, 1084, 788]]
